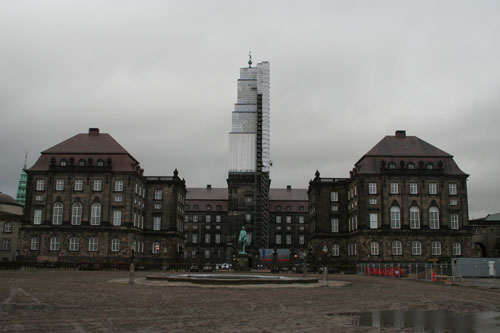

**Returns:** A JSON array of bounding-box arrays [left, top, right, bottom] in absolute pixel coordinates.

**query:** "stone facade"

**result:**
[[308, 131, 472, 270], [19, 129, 186, 264], [0, 193, 24, 261], [469, 213, 500, 257]]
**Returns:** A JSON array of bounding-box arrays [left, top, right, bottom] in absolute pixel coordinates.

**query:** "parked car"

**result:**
[[189, 264, 200, 272], [203, 264, 213, 272], [221, 263, 232, 270]]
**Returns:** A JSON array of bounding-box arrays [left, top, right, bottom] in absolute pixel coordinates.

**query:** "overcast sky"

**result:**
[[1, 1, 499, 218]]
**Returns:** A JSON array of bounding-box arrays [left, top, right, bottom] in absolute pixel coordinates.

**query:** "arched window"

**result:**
[[370, 242, 379, 255], [390, 206, 401, 229], [60, 159, 67, 166], [412, 241, 422, 255], [299, 206, 304, 211], [426, 163, 433, 170], [111, 238, 120, 252], [91, 203, 101, 225], [97, 159, 105, 167], [286, 205, 291, 211], [69, 237, 79, 251], [409, 206, 420, 229], [216, 205, 222, 211], [50, 236, 60, 250], [276, 205, 281, 212], [193, 204, 199, 210], [408, 162, 415, 169], [206, 204, 212, 211], [452, 242, 461, 256], [388, 162, 396, 169], [88, 237, 98, 251], [331, 244, 340, 256], [72, 202, 82, 225], [431, 241, 441, 255], [392, 240, 402, 255], [53, 202, 63, 225], [78, 159, 86, 166], [429, 207, 440, 229]]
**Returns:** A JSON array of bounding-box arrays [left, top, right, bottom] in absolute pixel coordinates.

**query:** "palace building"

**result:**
[[17, 60, 473, 270]]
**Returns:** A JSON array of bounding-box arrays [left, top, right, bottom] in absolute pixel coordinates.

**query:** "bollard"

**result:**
[[129, 263, 135, 284]]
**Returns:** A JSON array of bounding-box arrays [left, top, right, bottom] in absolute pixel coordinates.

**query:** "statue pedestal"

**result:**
[[234, 254, 250, 272]]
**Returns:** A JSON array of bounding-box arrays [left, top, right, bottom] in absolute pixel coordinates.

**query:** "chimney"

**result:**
[[89, 128, 99, 135], [395, 130, 406, 138], [286, 185, 291, 190], [207, 184, 212, 189]]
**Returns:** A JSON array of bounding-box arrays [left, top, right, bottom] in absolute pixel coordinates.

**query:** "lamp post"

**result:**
[[322, 245, 328, 288], [162, 247, 168, 275]]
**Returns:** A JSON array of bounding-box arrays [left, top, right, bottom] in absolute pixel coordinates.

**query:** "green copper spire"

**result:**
[[16, 152, 28, 207]]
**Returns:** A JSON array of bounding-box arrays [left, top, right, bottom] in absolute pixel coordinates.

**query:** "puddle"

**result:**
[[327, 310, 500, 332]]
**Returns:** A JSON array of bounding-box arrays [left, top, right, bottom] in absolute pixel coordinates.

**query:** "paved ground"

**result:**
[[1, 270, 500, 332]]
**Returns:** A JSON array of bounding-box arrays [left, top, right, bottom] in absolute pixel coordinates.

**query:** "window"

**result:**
[[96, 159, 104, 167], [153, 217, 161, 230], [427, 163, 433, 170], [50, 236, 60, 251], [91, 203, 101, 225], [35, 195, 43, 201], [331, 205, 339, 212], [276, 216, 281, 224], [56, 178, 64, 191], [388, 162, 396, 169], [450, 214, 459, 230], [453, 242, 461, 256], [111, 238, 120, 252], [88, 237, 98, 251], [115, 195, 122, 202], [369, 199, 377, 205], [286, 234, 292, 245], [206, 215, 211, 223], [368, 182, 377, 195], [276, 206, 281, 212], [429, 207, 439, 229], [369, 213, 377, 229], [113, 210, 122, 226], [93, 179, 102, 191], [370, 242, 379, 256], [450, 199, 458, 206], [53, 202, 63, 225], [115, 180, 123, 192], [205, 233, 211, 244], [408, 162, 415, 169], [332, 244, 340, 256], [3, 222, 12, 233], [449, 183, 457, 195], [299, 206, 304, 211], [203, 249, 210, 259], [192, 233, 198, 244], [2, 239, 11, 251], [286, 216, 291, 224], [193, 215, 199, 223], [31, 237, 40, 250], [299, 234, 305, 245], [216, 215, 221, 223], [154, 203, 161, 209], [72, 203, 82, 225], [390, 206, 401, 229], [331, 218, 339, 233], [409, 182, 418, 195], [78, 159, 85, 166], [36, 179, 45, 191], [409, 207, 420, 229], [245, 196, 252, 205], [154, 189, 162, 200], [392, 240, 402, 255], [431, 241, 441, 255], [152, 241, 160, 254], [390, 182, 399, 194], [69, 237, 79, 251], [330, 191, 338, 202], [275, 234, 281, 245], [299, 216, 304, 224], [412, 241, 422, 255], [429, 183, 437, 195], [33, 209, 42, 224], [246, 214, 251, 222], [74, 179, 83, 191], [215, 233, 221, 244]]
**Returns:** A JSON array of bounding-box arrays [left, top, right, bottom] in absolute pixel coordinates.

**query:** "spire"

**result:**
[[248, 51, 253, 68], [16, 152, 28, 207]]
